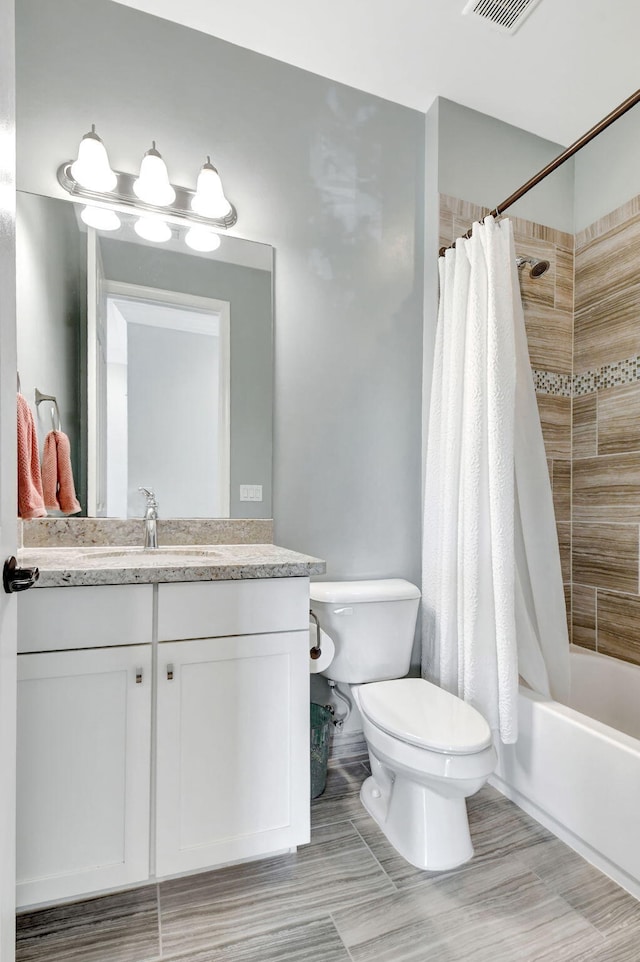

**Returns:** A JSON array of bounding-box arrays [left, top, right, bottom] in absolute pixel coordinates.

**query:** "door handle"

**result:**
[[3, 556, 39, 594], [167, 664, 174, 681]]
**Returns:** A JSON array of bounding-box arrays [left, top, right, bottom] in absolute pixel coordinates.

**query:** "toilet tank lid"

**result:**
[[310, 579, 421, 604]]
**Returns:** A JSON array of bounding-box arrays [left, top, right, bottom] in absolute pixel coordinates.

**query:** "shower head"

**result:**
[[516, 256, 550, 278]]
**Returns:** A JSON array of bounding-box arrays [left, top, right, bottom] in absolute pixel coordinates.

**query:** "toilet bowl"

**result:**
[[353, 678, 496, 871], [309, 579, 497, 872]]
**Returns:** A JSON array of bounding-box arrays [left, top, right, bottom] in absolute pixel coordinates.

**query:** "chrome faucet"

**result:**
[[139, 487, 159, 549]]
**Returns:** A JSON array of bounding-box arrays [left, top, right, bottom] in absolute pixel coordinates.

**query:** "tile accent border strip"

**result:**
[[532, 370, 572, 397], [573, 355, 640, 397], [533, 355, 640, 398]]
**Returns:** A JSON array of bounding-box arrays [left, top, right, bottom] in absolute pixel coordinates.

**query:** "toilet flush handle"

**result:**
[[333, 607, 353, 616]]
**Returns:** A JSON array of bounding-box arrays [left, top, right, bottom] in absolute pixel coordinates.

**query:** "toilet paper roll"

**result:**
[[309, 623, 335, 674]]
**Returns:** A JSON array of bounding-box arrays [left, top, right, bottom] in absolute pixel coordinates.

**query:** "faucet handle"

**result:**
[[139, 486, 158, 507]]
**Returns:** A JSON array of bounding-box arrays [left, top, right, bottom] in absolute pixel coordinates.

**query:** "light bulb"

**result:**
[[80, 206, 121, 231], [133, 142, 176, 207], [70, 125, 117, 192], [184, 226, 221, 253], [191, 157, 232, 219], [134, 217, 171, 243]]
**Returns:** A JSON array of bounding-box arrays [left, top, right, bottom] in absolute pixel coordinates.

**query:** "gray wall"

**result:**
[[16, 0, 425, 587], [100, 238, 273, 519], [437, 98, 574, 234], [16, 192, 85, 512], [574, 101, 640, 232], [422, 98, 440, 481]]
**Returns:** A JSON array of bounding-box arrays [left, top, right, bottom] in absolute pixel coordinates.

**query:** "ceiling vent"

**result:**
[[462, 0, 544, 35]]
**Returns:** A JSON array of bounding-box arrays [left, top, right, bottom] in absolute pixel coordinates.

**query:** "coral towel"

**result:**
[[42, 430, 81, 515], [17, 393, 46, 519]]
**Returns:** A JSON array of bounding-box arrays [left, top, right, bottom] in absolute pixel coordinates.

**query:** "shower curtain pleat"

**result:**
[[422, 216, 570, 744]]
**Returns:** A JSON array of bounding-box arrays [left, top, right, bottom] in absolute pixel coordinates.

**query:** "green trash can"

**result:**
[[310, 703, 333, 798]]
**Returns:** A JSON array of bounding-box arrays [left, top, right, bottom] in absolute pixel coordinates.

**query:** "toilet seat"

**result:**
[[358, 678, 492, 755]]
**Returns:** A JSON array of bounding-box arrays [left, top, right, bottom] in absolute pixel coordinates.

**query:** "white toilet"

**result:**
[[309, 579, 497, 871]]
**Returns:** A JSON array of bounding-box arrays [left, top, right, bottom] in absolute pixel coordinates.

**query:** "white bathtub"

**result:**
[[491, 645, 640, 898]]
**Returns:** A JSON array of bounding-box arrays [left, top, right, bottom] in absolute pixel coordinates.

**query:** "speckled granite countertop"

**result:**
[[18, 544, 326, 588]]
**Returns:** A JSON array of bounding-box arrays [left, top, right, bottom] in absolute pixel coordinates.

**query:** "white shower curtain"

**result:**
[[422, 216, 570, 744]]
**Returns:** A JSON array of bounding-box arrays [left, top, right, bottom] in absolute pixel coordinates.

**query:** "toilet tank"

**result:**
[[309, 579, 421, 684]]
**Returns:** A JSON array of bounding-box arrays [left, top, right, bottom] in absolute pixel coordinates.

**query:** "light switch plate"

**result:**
[[240, 484, 263, 502]]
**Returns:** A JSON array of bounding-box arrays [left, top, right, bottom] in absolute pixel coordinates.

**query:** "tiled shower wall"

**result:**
[[572, 197, 640, 664], [439, 195, 574, 638], [439, 192, 640, 667]]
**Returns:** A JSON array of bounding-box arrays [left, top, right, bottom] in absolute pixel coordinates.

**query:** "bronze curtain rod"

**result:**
[[439, 87, 640, 256]]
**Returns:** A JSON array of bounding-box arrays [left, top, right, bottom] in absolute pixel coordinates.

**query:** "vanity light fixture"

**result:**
[[58, 126, 238, 239], [80, 205, 121, 231], [134, 216, 172, 243], [191, 157, 232, 219], [184, 225, 221, 253], [70, 125, 117, 192], [133, 142, 176, 207]]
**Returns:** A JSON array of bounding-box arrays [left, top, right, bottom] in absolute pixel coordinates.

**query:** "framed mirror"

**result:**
[[16, 191, 274, 519]]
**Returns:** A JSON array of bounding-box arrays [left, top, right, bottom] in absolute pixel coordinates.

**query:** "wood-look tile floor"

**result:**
[[16, 754, 640, 962]]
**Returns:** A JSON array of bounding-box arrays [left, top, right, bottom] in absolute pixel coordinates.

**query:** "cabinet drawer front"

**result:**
[[18, 584, 153, 652], [158, 577, 310, 641]]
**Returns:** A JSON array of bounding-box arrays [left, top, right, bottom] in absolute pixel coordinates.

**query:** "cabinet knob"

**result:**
[[167, 664, 174, 681], [135, 668, 143, 684]]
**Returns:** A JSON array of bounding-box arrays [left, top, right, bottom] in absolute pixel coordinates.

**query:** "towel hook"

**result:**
[[35, 388, 61, 432]]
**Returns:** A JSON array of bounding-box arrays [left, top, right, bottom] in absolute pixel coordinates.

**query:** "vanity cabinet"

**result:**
[[16, 585, 153, 908], [17, 575, 310, 906], [155, 579, 310, 877]]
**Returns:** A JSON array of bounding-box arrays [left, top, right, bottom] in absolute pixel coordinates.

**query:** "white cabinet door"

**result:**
[[17, 645, 152, 907], [156, 632, 309, 877]]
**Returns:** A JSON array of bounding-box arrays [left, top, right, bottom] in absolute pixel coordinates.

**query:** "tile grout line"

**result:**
[[570, 236, 574, 645], [348, 818, 401, 894], [572, 514, 640, 520], [327, 912, 357, 962], [509, 853, 610, 948]]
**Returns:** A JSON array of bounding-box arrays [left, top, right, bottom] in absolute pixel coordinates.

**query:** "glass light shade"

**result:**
[[80, 206, 121, 231], [184, 226, 221, 253], [191, 159, 232, 218], [134, 217, 171, 243], [70, 126, 117, 192], [133, 143, 176, 207]]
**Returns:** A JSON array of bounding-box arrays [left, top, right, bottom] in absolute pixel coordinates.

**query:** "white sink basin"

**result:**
[[74, 546, 222, 563]]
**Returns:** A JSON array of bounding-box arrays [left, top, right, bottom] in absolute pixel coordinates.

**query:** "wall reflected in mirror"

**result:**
[[16, 192, 274, 520]]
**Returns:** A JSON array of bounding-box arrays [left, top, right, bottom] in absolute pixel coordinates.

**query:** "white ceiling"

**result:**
[[111, 0, 640, 146]]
